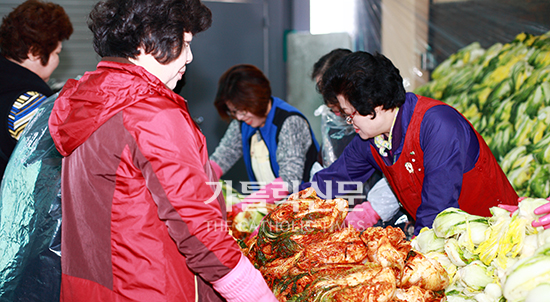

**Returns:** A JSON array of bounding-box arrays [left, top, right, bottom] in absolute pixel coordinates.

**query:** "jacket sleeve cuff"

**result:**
[[210, 159, 223, 179]]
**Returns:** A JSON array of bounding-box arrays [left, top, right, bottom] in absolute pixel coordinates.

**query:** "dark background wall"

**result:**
[[177, 0, 309, 187], [428, 0, 550, 68]]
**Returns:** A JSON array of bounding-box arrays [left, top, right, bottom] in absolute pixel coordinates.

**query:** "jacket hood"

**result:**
[[49, 59, 184, 156]]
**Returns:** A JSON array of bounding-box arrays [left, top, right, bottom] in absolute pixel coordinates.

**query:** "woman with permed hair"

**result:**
[[0, 0, 73, 180], [302, 51, 520, 235], [48, 0, 276, 301], [310, 49, 407, 235], [210, 64, 319, 215]]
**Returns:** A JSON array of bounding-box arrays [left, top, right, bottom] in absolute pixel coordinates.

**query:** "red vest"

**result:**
[[372, 95, 518, 220]]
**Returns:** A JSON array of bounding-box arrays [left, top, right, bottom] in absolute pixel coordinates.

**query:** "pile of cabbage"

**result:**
[[414, 31, 550, 198], [411, 198, 550, 302]]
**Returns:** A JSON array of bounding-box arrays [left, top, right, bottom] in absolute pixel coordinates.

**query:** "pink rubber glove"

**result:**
[[498, 204, 519, 214], [532, 199, 550, 229], [210, 160, 223, 180], [498, 196, 524, 216], [212, 254, 277, 302], [345, 201, 380, 231]]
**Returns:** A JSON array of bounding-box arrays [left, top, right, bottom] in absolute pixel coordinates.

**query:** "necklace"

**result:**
[[374, 108, 399, 157]]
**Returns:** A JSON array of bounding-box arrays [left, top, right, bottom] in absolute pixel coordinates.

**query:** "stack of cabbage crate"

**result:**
[[415, 32, 550, 198]]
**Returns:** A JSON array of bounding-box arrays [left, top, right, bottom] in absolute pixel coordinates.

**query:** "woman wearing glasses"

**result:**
[[303, 51, 519, 235], [210, 64, 319, 206]]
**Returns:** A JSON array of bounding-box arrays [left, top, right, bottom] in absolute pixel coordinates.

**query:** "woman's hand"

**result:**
[[498, 197, 550, 229], [532, 200, 550, 229], [345, 201, 380, 231]]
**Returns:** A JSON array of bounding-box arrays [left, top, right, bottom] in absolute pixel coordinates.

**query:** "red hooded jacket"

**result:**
[[49, 58, 241, 301]]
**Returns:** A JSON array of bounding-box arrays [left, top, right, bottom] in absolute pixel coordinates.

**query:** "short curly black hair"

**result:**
[[0, 0, 73, 65], [321, 51, 406, 119], [88, 0, 212, 64], [311, 48, 351, 82]]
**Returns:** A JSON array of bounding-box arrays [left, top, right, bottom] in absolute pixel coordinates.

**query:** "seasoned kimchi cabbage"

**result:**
[[241, 188, 449, 302]]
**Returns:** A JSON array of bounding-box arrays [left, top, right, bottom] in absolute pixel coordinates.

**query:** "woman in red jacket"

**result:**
[[48, 0, 276, 301]]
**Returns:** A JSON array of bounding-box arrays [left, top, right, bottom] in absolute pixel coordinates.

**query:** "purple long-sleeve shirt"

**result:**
[[303, 93, 480, 233]]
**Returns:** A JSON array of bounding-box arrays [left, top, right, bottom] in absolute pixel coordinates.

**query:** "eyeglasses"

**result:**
[[226, 108, 247, 119], [343, 110, 357, 124]]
